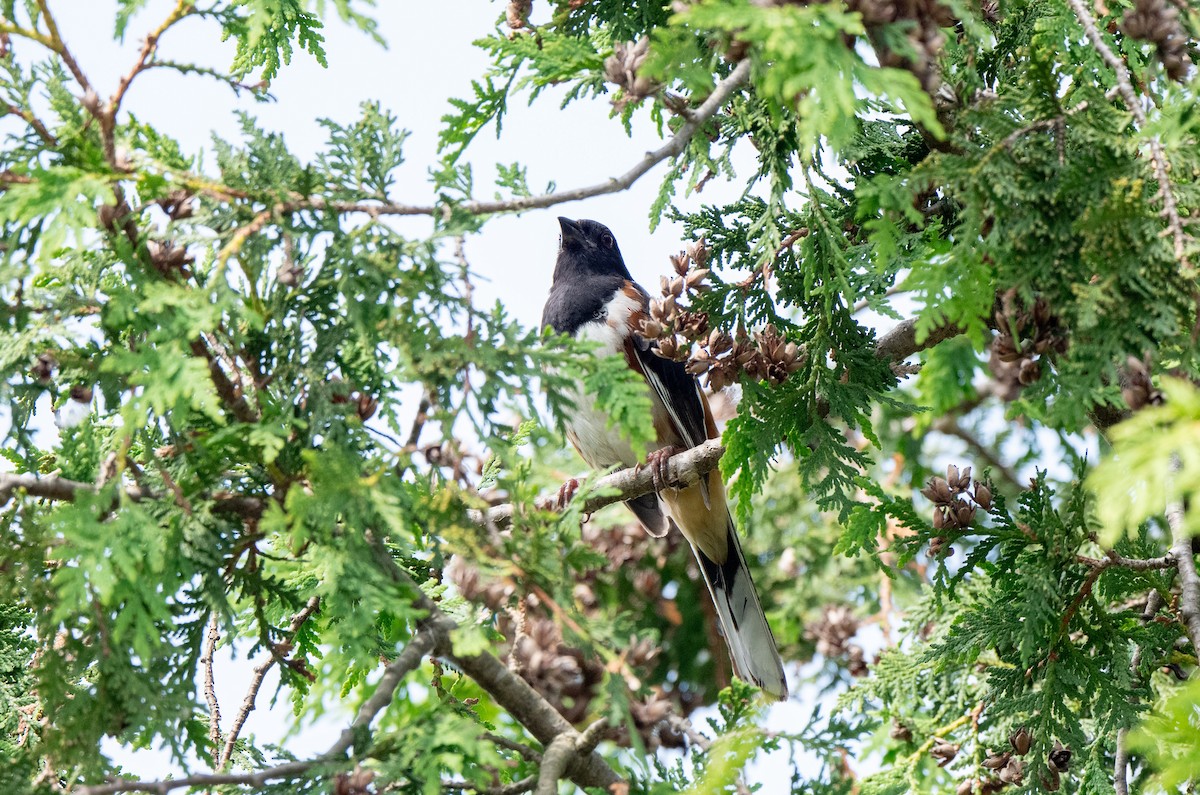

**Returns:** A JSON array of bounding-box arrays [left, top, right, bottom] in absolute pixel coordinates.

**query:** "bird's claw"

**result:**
[[555, 477, 581, 511], [644, 446, 681, 492]]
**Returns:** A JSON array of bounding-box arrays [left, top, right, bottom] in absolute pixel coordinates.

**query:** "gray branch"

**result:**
[[460, 60, 751, 215], [873, 317, 964, 362], [1167, 495, 1200, 654], [248, 58, 752, 223], [470, 437, 726, 530]]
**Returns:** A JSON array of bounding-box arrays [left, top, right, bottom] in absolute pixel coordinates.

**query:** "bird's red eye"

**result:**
[[601, 233, 614, 248]]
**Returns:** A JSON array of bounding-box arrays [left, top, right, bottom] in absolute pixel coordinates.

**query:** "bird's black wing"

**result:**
[[626, 317, 710, 450]]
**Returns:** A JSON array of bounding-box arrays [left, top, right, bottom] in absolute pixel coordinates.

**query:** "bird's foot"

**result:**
[[644, 446, 682, 492], [554, 477, 581, 511]]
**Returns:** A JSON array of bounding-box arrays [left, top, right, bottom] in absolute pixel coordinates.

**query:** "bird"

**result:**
[[541, 216, 788, 700]]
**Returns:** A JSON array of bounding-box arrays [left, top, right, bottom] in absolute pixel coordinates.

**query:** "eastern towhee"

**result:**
[[542, 217, 788, 700]]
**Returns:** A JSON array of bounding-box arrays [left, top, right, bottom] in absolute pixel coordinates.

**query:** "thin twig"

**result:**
[[443, 775, 537, 795], [218, 596, 321, 770], [4, 103, 56, 146], [997, 100, 1089, 152], [108, 0, 193, 118], [930, 415, 1022, 491], [482, 733, 541, 762], [666, 714, 711, 750], [462, 59, 750, 215], [851, 283, 905, 315], [200, 615, 222, 756], [32, 0, 92, 94]]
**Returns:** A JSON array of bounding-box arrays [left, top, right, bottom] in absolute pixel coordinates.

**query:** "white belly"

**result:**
[[563, 288, 654, 469], [565, 388, 643, 469]]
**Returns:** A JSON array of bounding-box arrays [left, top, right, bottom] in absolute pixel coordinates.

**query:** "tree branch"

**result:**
[[4, 102, 56, 146], [1114, 590, 1163, 795], [189, 338, 259, 423], [461, 59, 750, 215], [79, 560, 622, 794], [32, 0, 91, 94], [534, 733, 576, 795], [3, 311, 947, 527], [0, 471, 265, 520], [469, 438, 726, 531], [444, 775, 537, 795], [873, 317, 964, 363], [1167, 492, 1200, 653], [1074, 552, 1176, 571], [200, 615, 222, 757]]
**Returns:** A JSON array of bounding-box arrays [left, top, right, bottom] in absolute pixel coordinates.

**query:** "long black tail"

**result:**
[[692, 518, 788, 700]]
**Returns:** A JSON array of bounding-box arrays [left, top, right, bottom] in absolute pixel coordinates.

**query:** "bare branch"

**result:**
[[436, 635, 619, 789], [31, 0, 93, 94], [201, 615, 222, 756], [4, 102, 56, 146], [0, 471, 263, 518], [534, 733, 575, 795], [873, 317, 964, 363], [461, 59, 751, 215], [1074, 552, 1176, 571], [444, 775, 537, 795]]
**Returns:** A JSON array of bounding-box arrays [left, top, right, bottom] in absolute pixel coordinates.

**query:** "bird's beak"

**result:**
[[558, 216, 583, 249]]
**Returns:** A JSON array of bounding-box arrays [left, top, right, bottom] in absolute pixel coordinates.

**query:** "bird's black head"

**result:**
[[553, 217, 633, 282]]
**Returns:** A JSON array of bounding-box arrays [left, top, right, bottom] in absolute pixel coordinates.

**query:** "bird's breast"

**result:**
[[563, 287, 654, 469]]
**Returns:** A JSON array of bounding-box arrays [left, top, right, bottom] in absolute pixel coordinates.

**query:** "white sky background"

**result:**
[[37, 0, 830, 789]]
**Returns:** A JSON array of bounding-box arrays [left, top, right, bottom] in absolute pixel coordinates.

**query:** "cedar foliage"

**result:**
[[0, 0, 1199, 793]]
